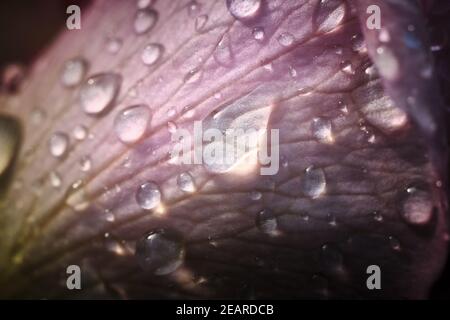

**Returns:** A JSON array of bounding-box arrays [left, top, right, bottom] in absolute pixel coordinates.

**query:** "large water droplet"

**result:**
[[177, 172, 196, 193], [141, 44, 163, 66], [314, 0, 346, 33], [114, 104, 151, 144], [227, 0, 261, 20], [134, 9, 158, 34], [256, 209, 279, 236], [136, 182, 161, 210], [61, 58, 87, 87], [135, 230, 185, 275], [302, 166, 326, 198], [49, 132, 69, 158], [311, 117, 334, 144], [79, 73, 121, 115], [401, 187, 434, 226]]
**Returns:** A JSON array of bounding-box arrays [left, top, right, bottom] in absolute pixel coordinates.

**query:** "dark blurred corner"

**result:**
[[0, 0, 92, 68]]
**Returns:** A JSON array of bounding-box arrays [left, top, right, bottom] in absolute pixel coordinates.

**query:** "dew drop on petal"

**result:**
[[374, 46, 399, 81], [256, 209, 279, 236], [73, 125, 88, 141], [49, 171, 62, 188], [401, 187, 434, 226], [250, 191, 262, 200], [177, 172, 196, 193], [61, 58, 87, 87], [141, 44, 163, 65], [227, 0, 261, 20], [277, 32, 294, 47], [252, 27, 265, 41], [311, 118, 334, 144], [114, 104, 151, 144], [135, 230, 185, 275], [79, 73, 122, 115], [80, 156, 92, 172], [314, 0, 346, 33], [302, 166, 326, 199], [134, 9, 158, 34], [49, 132, 69, 158], [106, 38, 122, 54], [136, 182, 161, 210]]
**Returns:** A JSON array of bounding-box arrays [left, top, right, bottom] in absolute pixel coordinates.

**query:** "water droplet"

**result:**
[[389, 236, 401, 251], [106, 37, 122, 54], [195, 14, 208, 32], [61, 58, 87, 88], [314, 0, 346, 33], [214, 34, 233, 66], [66, 183, 90, 211], [177, 172, 196, 193], [49, 171, 62, 188], [114, 104, 151, 144], [134, 9, 158, 34], [187, 1, 201, 17], [401, 187, 434, 226], [289, 66, 297, 77], [351, 33, 366, 53], [72, 125, 88, 141], [227, 0, 261, 20], [250, 191, 262, 200], [104, 209, 115, 222], [80, 156, 92, 172], [49, 132, 69, 158], [0, 117, 19, 176], [302, 166, 326, 199], [311, 118, 334, 144], [364, 65, 378, 78], [135, 230, 185, 275], [256, 209, 279, 236], [277, 32, 294, 47], [31, 108, 46, 125], [327, 214, 337, 227], [141, 44, 163, 65], [374, 46, 399, 80], [136, 182, 161, 210], [79, 73, 122, 115], [184, 68, 202, 84], [373, 211, 383, 222], [320, 244, 344, 272], [137, 0, 152, 9], [252, 27, 265, 41]]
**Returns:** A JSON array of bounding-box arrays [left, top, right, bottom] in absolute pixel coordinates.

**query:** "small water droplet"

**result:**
[[177, 172, 196, 193], [375, 46, 399, 80], [401, 186, 434, 226], [288, 66, 297, 78], [373, 211, 383, 222], [187, 1, 201, 17], [61, 58, 87, 88], [327, 214, 337, 227], [311, 117, 334, 144], [250, 191, 262, 200], [252, 27, 265, 41], [31, 108, 46, 125], [136, 182, 161, 210], [104, 209, 115, 222], [49, 171, 62, 188], [72, 125, 88, 141], [302, 166, 326, 199], [135, 229, 185, 275], [195, 14, 208, 32], [49, 132, 69, 158], [314, 0, 346, 33], [277, 32, 294, 47], [80, 156, 92, 172], [106, 37, 122, 54], [114, 104, 151, 144], [184, 68, 202, 83], [167, 121, 177, 133], [227, 0, 261, 20], [141, 44, 163, 65], [134, 9, 158, 34], [79, 73, 122, 115], [256, 209, 279, 236]]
